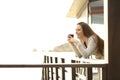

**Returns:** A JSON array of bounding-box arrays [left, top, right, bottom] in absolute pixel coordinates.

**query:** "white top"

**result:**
[[70, 35, 103, 59]]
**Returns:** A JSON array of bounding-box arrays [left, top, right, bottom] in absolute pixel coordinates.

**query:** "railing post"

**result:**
[[71, 60, 76, 80], [55, 57, 59, 80], [87, 67, 92, 80], [41, 55, 47, 80], [61, 58, 65, 80], [46, 56, 50, 80], [102, 65, 108, 80], [50, 57, 54, 80]]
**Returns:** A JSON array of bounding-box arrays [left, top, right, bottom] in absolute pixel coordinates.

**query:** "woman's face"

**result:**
[[76, 25, 84, 38]]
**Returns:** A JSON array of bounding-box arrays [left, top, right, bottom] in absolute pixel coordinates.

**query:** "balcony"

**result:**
[[0, 52, 108, 80]]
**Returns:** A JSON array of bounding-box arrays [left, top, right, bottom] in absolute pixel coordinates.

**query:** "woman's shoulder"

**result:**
[[88, 35, 98, 43], [89, 35, 97, 39]]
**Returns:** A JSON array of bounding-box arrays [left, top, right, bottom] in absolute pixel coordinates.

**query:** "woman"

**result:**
[[68, 22, 104, 59]]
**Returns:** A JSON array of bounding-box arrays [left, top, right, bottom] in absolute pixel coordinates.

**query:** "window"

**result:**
[[89, 0, 108, 62]]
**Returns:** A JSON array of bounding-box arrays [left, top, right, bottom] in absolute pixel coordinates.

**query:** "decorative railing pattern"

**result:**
[[41, 55, 107, 80]]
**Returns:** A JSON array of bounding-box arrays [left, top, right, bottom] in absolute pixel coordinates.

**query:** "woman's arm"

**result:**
[[67, 35, 82, 58], [69, 42, 82, 58], [77, 36, 97, 58]]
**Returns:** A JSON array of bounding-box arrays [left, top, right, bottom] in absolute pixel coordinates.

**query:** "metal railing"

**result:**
[[41, 55, 107, 80], [0, 54, 108, 80]]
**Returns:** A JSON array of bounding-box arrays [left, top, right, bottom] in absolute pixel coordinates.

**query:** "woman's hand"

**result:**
[[67, 36, 75, 43], [67, 36, 78, 45]]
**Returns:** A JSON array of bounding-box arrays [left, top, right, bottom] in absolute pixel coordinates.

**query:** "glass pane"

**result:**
[[90, 0, 104, 24]]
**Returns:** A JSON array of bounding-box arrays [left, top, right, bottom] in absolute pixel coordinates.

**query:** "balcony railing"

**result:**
[[0, 54, 108, 80], [41, 55, 107, 80]]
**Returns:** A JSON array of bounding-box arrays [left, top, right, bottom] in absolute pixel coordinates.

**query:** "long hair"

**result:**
[[77, 22, 104, 56]]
